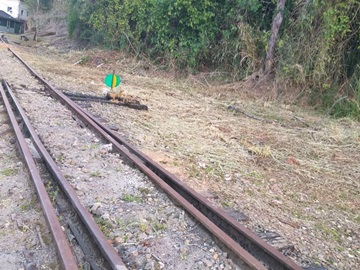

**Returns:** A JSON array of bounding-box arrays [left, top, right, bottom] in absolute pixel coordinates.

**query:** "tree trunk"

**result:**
[[33, 26, 37, 41], [33, 0, 39, 41], [264, 0, 286, 74]]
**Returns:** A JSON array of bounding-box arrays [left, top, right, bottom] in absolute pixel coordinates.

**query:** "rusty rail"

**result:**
[[1, 79, 127, 270], [83, 108, 303, 270], [0, 82, 78, 270], [8, 47, 303, 270]]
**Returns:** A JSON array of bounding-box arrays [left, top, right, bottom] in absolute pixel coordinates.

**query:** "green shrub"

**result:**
[[66, 0, 360, 119]]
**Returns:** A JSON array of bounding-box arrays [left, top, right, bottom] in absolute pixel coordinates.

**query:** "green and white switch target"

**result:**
[[104, 73, 121, 89]]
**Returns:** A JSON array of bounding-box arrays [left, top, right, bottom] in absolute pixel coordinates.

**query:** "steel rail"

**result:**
[[82, 109, 303, 270], [8, 47, 267, 270], [2, 80, 127, 270], [0, 83, 78, 270], [0, 34, 9, 44], [8, 47, 302, 270]]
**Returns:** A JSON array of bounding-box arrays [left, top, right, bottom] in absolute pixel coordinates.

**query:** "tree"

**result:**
[[24, 0, 54, 40], [263, 0, 286, 74]]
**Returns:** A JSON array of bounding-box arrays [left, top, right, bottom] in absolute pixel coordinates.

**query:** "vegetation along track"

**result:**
[[0, 45, 306, 270]]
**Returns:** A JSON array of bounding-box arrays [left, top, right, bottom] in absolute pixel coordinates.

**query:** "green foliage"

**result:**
[[66, 0, 360, 118], [323, 66, 360, 120], [95, 217, 113, 237], [152, 220, 167, 232], [122, 194, 142, 202], [67, 0, 268, 73], [276, 0, 360, 118], [67, 0, 97, 41], [24, 0, 54, 12], [79, 55, 90, 65], [1, 168, 18, 176], [67, 0, 79, 38]]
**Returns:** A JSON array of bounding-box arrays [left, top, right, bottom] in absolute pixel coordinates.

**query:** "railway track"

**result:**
[[0, 80, 127, 270], [0, 45, 305, 270]]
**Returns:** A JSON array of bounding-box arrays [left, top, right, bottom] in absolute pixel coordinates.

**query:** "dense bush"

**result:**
[[25, 0, 54, 12], [67, 0, 270, 74], [66, 0, 360, 119], [276, 0, 360, 119]]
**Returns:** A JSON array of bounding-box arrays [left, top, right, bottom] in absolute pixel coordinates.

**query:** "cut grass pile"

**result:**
[[13, 45, 360, 268]]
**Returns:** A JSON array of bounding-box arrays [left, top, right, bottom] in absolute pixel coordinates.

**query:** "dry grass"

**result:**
[[11, 44, 360, 269]]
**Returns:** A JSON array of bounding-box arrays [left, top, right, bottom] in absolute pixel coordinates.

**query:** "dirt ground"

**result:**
[[2, 29, 360, 270]]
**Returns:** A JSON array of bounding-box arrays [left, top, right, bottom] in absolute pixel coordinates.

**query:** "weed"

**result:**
[[188, 164, 201, 178], [49, 186, 59, 204], [173, 161, 179, 166], [48, 262, 58, 269], [89, 143, 98, 149], [316, 223, 343, 243], [154, 261, 163, 269], [244, 171, 264, 180], [117, 218, 124, 227], [201, 163, 226, 180], [95, 217, 113, 237], [36, 223, 54, 246], [138, 187, 150, 195], [49, 187, 59, 204], [122, 194, 142, 203], [292, 209, 302, 218], [244, 189, 255, 196], [138, 222, 148, 233], [1, 168, 17, 176], [90, 171, 101, 177], [152, 221, 166, 232], [42, 232, 52, 246], [82, 143, 98, 150], [20, 204, 29, 211], [4, 152, 17, 159], [20, 195, 37, 211], [55, 154, 64, 162], [248, 145, 273, 158], [46, 181, 59, 204], [221, 200, 233, 207], [354, 215, 360, 224], [80, 55, 90, 65]]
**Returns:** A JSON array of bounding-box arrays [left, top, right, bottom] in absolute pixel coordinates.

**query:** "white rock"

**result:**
[[90, 202, 102, 213]]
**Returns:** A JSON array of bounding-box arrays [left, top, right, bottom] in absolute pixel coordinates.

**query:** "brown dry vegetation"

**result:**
[[6, 39, 360, 269]]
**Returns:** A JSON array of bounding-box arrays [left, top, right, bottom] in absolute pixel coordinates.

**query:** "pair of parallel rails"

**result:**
[[0, 46, 303, 270]]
